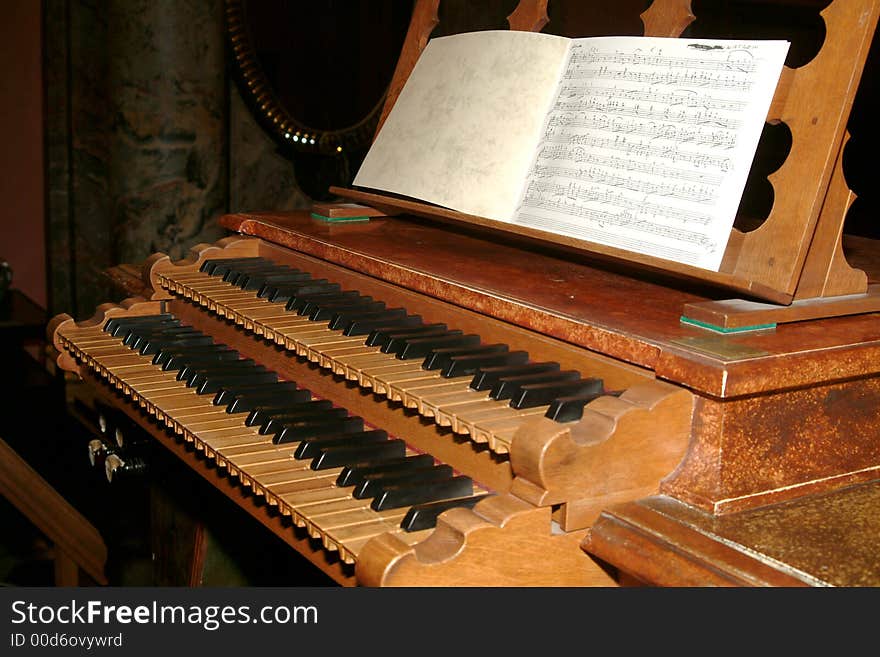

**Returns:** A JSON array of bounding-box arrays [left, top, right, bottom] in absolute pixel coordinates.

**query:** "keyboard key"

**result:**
[[469, 362, 560, 391], [510, 377, 605, 409], [352, 464, 454, 500], [272, 415, 364, 444], [294, 429, 389, 460], [543, 390, 606, 422], [371, 476, 474, 511], [366, 323, 446, 348], [400, 493, 493, 531], [309, 439, 407, 470], [336, 454, 436, 487], [397, 333, 480, 360], [441, 350, 529, 378], [422, 343, 507, 371], [491, 369, 581, 401]]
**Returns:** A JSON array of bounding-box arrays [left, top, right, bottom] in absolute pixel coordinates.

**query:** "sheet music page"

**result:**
[[512, 37, 790, 271], [353, 30, 571, 221]]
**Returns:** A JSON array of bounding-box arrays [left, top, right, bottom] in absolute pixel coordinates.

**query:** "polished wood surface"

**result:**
[[584, 481, 880, 587]]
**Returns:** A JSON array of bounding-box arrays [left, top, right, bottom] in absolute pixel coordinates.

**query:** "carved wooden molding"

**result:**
[[49, 298, 165, 375], [142, 236, 262, 298], [355, 494, 616, 586], [640, 0, 695, 37], [507, 381, 694, 529]]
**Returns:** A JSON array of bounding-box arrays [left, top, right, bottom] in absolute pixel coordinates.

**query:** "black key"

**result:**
[[202, 258, 269, 279], [240, 271, 310, 292], [153, 343, 238, 366], [256, 405, 346, 433], [543, 390, 606, 422], [200, 257, 266, 275], [123, 323, 197, 341], [195, 370, 277, 395], [124, 325, 194, 347], [441, 350, 529, 378], [271, 280, 340, 303], [178, 358, 258, 383], [370, 476, 474, 511], [293, 429, 389, 460], [305, 298, 382, 322], [158, 348, 241, 370], [344, 313, 423, 337], [222, 262, 286, 285], [469, 362, 560, 391], [272, 415, 364, 444], [491, 369, 581, 401], [397, 333, 479, 360], [212, 381, 299, 406], [380, 327, 456, 353], [509, 377, 605, 409], [253, 399, 348, 436], [104, 313, 175, 335], [352, 464, 454, 500], [256, 274, 308, 298], [133, 333, 209, 355], [189, 365, 272, 390], [336, 454, 436, 487], [110, 318, 180, 338], [400, 494, 493, 532], [422, 343, 507, 371], [286, 289, 358, 312], [231, 390, 315, 416], [230, 266, 303, 288], [328, 307, 406, 331], [366, 323, 447, 348], [310, 439, 407, 470], [137, 334, 215, 355]]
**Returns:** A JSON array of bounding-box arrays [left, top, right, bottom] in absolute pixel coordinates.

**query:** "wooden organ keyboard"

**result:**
[[54, 230, 697, 586]]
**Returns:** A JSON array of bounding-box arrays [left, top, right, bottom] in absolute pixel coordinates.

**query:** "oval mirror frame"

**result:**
[[224, 0, 409, 157]]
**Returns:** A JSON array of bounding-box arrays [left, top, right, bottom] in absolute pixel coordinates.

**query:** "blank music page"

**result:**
[[512, 37, 789, 271], [353, 30, 571, 222]]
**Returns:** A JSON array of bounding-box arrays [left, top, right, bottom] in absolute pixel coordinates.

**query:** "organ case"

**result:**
[[48, 0, 880, 586]]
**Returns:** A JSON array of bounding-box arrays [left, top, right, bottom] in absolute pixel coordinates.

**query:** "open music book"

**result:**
[[353, 30, 789, 271]]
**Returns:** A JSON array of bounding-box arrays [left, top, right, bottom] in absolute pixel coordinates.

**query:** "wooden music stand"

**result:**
[[331, 0, 880, 332]]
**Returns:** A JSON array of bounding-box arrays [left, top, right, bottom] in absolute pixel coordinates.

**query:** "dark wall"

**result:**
[[0, 0, 45, 308], [44, 0, 311, 318]]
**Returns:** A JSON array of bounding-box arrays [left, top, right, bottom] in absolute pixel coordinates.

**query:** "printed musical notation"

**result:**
[[354, 30, 788, 272], [513, 37, 788, 271]]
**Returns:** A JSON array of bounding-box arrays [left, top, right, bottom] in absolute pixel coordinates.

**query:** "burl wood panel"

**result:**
[[662, 378, 880, 514]]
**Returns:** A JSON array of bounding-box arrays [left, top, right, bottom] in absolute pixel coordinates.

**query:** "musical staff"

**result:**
[[514, 36, 789, 271]]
